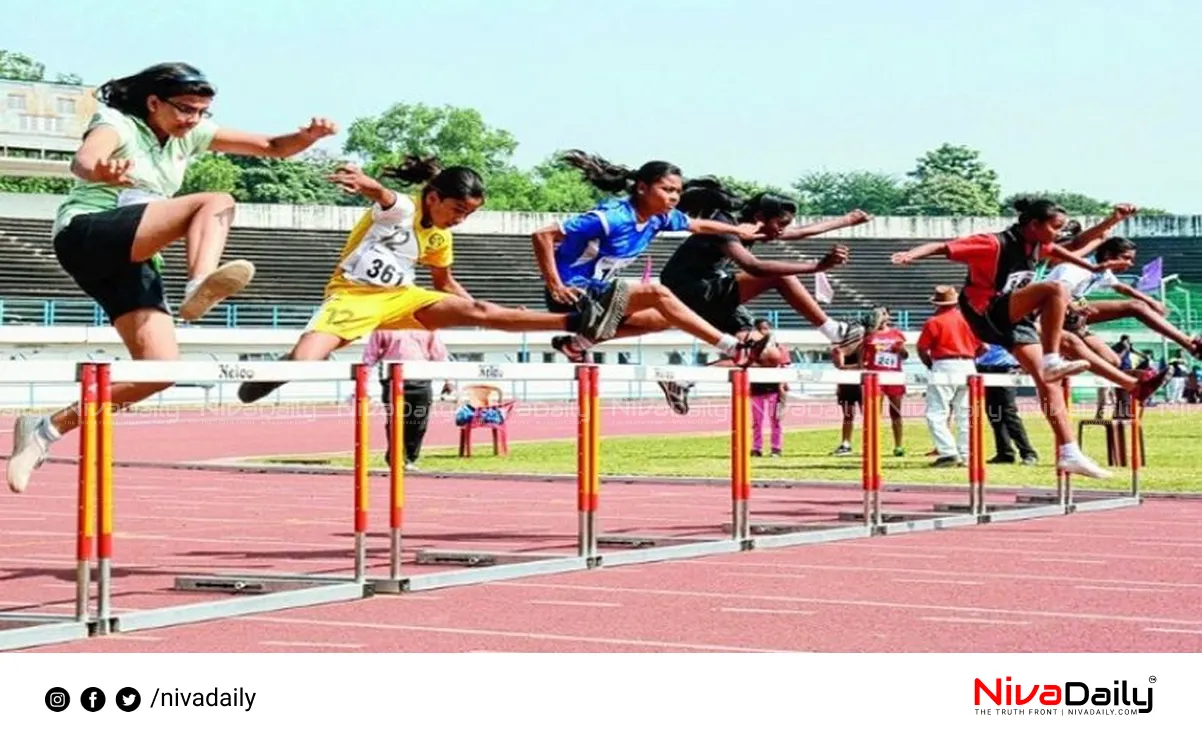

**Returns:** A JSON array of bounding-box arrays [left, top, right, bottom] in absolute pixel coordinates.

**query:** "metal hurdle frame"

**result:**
[[367, 360, 595, 593], [92, 360, 374, 635], [583, 364, 752, 566], [0, 361, 98, 651]]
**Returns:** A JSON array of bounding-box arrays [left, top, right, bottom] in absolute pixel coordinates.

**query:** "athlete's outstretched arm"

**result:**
[[429, 266, 473, 301], [773, 210, 871, 242], [891, 242, 949, 264], [721, 239, 848, 277], [687, 218, 764, 241], [1113, 282, 1167, 315], [531, 223, 581, 305], [327, 165, 397, 211], [1066, 203, 1137, 250], [209, 117, 338, 159]]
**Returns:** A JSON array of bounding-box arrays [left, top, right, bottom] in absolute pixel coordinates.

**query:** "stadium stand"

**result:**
[[2, 215, 1201, 331]]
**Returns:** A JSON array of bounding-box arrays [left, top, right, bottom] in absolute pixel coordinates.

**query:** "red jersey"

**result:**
[[862, 328, 906, 371], [946, 226, 1053, 314]]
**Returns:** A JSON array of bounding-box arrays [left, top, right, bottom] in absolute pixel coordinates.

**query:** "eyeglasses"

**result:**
[[162, 98, 212, 119]]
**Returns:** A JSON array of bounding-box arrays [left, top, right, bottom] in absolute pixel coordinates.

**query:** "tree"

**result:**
[[179, 153, 243, 196], [905, 174, 1002, 216], [793, 171, 908, 216], [904, 144, 1001, 216], [229, 152, 347, 205], [343, 103, 519, 178], [0, 51, 45, 82]]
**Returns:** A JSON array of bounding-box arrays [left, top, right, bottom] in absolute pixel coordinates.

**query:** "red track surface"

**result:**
[[2, 398, 1199, 653]]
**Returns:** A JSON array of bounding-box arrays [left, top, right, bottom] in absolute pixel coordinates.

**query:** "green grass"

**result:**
[[255, 408, 1202, 494]]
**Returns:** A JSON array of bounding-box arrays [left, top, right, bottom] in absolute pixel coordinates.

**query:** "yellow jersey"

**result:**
[[324, 192, 454, 297]]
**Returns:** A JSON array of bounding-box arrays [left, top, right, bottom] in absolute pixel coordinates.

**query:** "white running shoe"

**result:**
[[178, 260, 255, 322], [1057, 449, 1112, 479], [1043, 358, 1090, 383], [6, 415, 53, 493]]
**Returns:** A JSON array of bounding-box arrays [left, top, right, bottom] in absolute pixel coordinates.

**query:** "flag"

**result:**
[[1136, 257, 1163, 292], [641, 254, 652, 284], [815, 272, 835, 304]]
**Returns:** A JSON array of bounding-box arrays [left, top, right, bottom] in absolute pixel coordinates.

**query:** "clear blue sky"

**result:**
[[8, 0, 1200, 211]]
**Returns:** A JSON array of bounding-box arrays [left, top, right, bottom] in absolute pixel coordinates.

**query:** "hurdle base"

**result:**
[[1014, 492, 1117, 505], [112, 581, 370, 634], [173, 573, 363, 595], [413, 549, 574, 568], [837, 510, 940, 524], [933, 502, 1026, 514], [751, 524, 874, 549], [739, 522, 849, 536], [370, 555, 592, 594], [596, 533, 718, 550], [0, 614, 94, 652]]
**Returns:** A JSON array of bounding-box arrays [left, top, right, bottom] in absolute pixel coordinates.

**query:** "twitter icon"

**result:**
[[116, 687, 141, 712]]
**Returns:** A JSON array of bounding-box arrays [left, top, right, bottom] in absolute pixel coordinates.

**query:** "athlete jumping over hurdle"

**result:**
[[890, 198, 1135, 479], [532, 151, 776, 370], [7, 62, 338, 494], [235, 159, 622, 404], [549, 176, 868, 413]]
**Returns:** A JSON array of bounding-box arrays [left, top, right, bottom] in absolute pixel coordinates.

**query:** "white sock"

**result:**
[[1043, 353, 1063, 368], [716, 334, 739, 354], [1059, 442, 1081, 458], [185, 277, 207, 297], [570, 335, 595, 351], [817, 319, 843, 343], [38, 416, 62, 444]]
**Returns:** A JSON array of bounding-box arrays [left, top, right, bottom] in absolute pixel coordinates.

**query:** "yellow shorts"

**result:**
[[305, 286, 451, 341]]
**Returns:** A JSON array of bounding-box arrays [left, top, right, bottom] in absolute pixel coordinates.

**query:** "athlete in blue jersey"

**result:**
[[532, 150, 769, 363]]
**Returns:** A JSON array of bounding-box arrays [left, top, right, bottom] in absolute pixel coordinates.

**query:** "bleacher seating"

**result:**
[[3, 215, 1201, 330]]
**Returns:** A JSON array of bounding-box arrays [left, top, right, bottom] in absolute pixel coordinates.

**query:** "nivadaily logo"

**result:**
[[974, 676, 1154, 715]]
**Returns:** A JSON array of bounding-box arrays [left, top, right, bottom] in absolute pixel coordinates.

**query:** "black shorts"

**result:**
[[836, 384, 862, 406], [53, 204, 168, 323], [959, 293, 1039, 351], [662, 275, 755, 336]]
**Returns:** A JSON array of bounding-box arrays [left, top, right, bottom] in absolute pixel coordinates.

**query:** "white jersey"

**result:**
[[1045, 261, 1121, 299]]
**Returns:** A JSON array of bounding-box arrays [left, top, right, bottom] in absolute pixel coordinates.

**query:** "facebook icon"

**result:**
[[81, 687, 106, 712]]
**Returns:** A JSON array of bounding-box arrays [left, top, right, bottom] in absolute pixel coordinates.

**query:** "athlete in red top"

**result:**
[[889, 198, 1131, 480], [860, 307, 908, 456]]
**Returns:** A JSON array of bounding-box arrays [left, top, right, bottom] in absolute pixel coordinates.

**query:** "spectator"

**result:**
[[830, 328, 863, 457], [749, 320, 788, 457], [1186, 366, 1200, 404], [860, 306, 908, 457], [1166, 351, 1189, 403], [916, 286, 984, 467], [975, 343, 1038, 465], [362, 329, 453, 471]]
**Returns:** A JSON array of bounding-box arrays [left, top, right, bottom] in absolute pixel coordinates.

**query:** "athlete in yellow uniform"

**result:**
[[237, 157, 616, 403]]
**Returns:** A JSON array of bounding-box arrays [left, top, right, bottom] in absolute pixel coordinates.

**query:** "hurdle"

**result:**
[[0, 361, 97, 651], [584, 364, 751, 567], [78, 360, 376, 634], [367, 360, 594, 593], [926, 371, 1143, 521]]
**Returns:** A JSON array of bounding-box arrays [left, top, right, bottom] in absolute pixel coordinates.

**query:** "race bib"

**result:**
[[593, 256, 634, 281], [874, 351, 900, 370], [343, 241, 413, 288], [1001, 271, 1035, 293], [117, 188, 165, 208]]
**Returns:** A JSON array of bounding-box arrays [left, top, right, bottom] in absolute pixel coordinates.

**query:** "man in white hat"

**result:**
[[916, 286, 985, 466]]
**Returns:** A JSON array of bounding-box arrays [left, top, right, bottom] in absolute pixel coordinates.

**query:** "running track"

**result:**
[[2, 396, 1199, 653]]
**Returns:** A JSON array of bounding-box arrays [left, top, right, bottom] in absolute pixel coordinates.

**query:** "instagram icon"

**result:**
[[45, 687, 70, 712]]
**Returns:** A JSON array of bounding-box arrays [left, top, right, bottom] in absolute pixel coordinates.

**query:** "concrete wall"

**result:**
[[3, 193, 1200, 238]]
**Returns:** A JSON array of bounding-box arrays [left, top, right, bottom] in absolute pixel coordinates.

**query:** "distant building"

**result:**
[[0, 78, 96, 176]]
